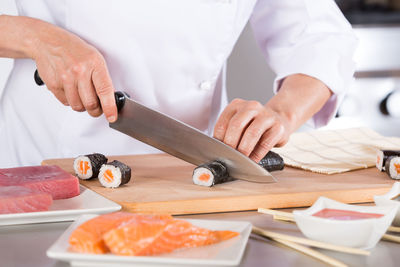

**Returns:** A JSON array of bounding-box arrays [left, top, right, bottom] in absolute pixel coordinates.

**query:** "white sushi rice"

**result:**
[[192, 167, 214, 187], [388, 157, 400, 180], [99, 164, 122, 188], [73, 156, 93, 179], [376, 150, 385, 171]]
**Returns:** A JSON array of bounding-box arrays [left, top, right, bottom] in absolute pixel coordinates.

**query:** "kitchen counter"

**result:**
[[0, 210, 399, 267]]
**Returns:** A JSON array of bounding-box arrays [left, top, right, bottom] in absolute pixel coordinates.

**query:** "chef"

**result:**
[[0, 0, 357, 167]]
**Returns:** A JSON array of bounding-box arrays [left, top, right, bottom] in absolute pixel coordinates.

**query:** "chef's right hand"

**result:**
[[30, 19, 117, 122]]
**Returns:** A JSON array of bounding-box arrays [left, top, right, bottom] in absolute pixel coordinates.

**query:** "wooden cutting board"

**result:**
[[42, 153, 395, 215]]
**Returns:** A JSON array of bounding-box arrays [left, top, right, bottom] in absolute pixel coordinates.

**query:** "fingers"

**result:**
[[51, 88, 68, 106], [213, 100, 239, 141], [77, 71, 102, 117], [34, 30, 115, 120], [47, 63, 115, 120], [237, 116, 274, 157], [44, 63, 113, 120], [249, 124, 285, 162], [223, 109, 258, 149], [92, 63, 117, 122], [62, 72, 84, 112], [214, 98, 290, 162], [38, 67, 68, 106]]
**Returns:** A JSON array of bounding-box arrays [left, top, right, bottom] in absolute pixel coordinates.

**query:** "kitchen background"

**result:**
[[1, 0, 400, 136]]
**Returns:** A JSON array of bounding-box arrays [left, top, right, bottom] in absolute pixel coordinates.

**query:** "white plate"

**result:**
[[293, 197, 398, 249], [0, 185, 121, 226], [374, 182, 400, 226], [47, 214, 251, 267]]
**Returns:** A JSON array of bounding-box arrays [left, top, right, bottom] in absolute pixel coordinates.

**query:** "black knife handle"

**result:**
[[34, 69, 44, 86], [114, 91, 128, 112]]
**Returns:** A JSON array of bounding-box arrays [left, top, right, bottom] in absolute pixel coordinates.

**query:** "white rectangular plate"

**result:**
[[47, 214, 252, 267], [0, 185, 121, 226]]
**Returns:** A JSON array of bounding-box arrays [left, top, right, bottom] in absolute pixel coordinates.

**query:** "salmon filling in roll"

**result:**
[[376, 150, 400, 172], [73, 153, 108, 180], [192, 161, 232, 187], [386, 156, 400, 180], [99, 160, 131, 188]]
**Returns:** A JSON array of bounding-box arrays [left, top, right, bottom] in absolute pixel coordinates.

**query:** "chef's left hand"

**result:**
[[213, 99, 290, 163], [213, 74, 333, 163]]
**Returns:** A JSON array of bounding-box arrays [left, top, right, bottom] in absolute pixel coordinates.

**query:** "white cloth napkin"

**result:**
[[272, 128, 400, 174]]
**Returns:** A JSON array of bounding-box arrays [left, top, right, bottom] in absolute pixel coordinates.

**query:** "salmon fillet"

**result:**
[[69, 212, 239, 256], [103, 216, 239, 256], [69, 212, 173, 254]]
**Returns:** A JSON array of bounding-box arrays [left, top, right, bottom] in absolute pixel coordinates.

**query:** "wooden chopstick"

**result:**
[[382, 233, 400, 244], [258, 208, 296, 223], [273, 214, 295, 222], [273, 238, 348, 267], [252, 225, 348, 267], [258, 208, 294, 219], [252, 226, 370, 256], [388, 226, 400, 233]]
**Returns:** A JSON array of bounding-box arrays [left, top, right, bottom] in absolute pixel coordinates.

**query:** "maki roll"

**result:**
[[385, 156, 400, 180], [376, 150, 400, 172], [99, 160, 131, 188], [73, 153, 108, 180], [193, 161, 233, 187], [258, 151, 284, 172]]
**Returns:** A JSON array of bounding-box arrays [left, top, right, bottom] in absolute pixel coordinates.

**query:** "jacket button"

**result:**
[[199, 81, 212, 91]]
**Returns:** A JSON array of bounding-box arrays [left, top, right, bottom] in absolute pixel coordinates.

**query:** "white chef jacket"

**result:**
[[0, 0, 357, 167]]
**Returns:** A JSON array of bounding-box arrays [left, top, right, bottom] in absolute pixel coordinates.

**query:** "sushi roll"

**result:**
[[192, 161, 233, 187], [385, 156, 400, 180], [376, 150, 400, 172], [99, 160, 131, 188], [258, 151, 284, 172], [73, 153, 108, 180]]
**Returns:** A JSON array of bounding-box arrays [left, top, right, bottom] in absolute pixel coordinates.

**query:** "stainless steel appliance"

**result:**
[[335, 1, 400, 136]]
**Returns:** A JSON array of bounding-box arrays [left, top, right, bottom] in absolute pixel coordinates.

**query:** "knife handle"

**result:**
[[34, 69, 126, 112], [34, 69, 44, 86], [114, 91, 127, 112]]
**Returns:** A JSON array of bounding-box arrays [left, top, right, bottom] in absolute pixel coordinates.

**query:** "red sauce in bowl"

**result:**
[[313, 209, 384, 220]]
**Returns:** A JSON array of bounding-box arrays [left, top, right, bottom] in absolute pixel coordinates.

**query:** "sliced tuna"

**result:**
[[0, 165, 80, 199], [0, 186, 53, 214]]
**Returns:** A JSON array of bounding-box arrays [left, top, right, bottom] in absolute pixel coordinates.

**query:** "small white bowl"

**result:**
[[293, 197, 398, 249], [374, 182, 400, 226]]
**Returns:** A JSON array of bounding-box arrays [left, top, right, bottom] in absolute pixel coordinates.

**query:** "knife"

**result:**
[[111, 92, 276, 183], [33, 70, 276, 183]]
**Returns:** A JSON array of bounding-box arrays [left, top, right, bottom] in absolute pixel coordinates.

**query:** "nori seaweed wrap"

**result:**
[[73, 153, 108, 180], [192, 160, 233, 187], [258, 151, 284, 172], [376, 150, 400, 172], [99, 160, 131, 188], [385, 156, 400, 180]]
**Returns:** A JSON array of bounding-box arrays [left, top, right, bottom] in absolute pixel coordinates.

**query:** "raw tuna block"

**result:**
[[0, 165, 80, 200], [0, 186, 53, 214]]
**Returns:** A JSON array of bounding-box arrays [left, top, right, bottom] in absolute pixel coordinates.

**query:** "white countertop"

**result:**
[[0, 210, 399, 267]]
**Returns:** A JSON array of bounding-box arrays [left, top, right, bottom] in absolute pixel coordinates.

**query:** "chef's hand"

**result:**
[[214, 100, 290, 163], [214, 74, 333, 162], [0, 15, 117, 122]]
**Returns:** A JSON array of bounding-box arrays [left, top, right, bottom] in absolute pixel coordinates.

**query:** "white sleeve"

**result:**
[[250, 0, 358, 128]]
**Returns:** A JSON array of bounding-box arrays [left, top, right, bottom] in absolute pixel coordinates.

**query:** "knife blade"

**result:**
[[110, 92, 276, 183]]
